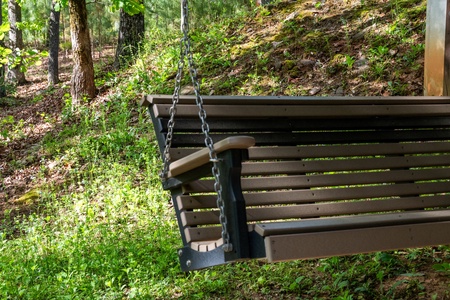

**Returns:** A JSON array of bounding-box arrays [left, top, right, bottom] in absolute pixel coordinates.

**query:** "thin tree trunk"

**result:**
[[114, 8, 144, 69], [61, 8, 67, 61], [0, 0, 6, 97], [48, 0, 60, 87], [68, 0, 95, 104], [7, 0, 26, 85], [97, 5, 102, 60]]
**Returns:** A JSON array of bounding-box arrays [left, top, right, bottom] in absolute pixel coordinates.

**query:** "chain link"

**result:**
[[161, 0, 232, 253], [160, 37, 185, 179]]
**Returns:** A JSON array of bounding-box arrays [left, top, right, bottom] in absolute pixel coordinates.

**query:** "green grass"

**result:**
[[0, 95, 181, 298], [1, 0, 450, 298]]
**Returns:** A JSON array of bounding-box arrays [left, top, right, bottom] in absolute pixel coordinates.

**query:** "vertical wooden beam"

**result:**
[[445, 1, 450, 95], [424, 0, 450, 96], [218, 150, 251, 262]]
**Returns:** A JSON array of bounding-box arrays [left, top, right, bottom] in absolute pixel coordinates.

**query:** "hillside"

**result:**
[[161, 0, 426, 97], [2, 0, 450, 299]]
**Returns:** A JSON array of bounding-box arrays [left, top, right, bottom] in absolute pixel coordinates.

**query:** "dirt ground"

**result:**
[[0, 47, 114, 216]]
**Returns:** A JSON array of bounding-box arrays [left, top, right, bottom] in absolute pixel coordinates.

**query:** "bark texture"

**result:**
[[7, 0, 26, 85], [48, 1, 60, 87], [114, 8, 144, 69], [0, 0, 6, 97], [68, 0, 95, 103]]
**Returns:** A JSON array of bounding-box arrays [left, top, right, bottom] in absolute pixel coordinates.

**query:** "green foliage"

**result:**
[[343, 54, 356, 69], [0, 23, 9, 40], [56, 0, 68, 9], [146, 0, 252, 29], [20, 0, 51, 46], [433, 262, 450, 275], [17, 20, 44, 32], [111, 0, 144, 15], [0, 115, 14, 140], [9, 48, 48, 72], [0, 46, 12, 66], [0, 24, 11, 67], [0, 115, 28, 146]]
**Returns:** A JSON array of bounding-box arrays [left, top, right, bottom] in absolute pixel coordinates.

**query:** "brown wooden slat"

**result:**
[[178, 189, 450, 211], [178, 181, 450, 208], [241, 155, 450, 177], [255, 209, 450, 236], [243, 181, 450, 205], [162, 117, 450, 134], [264, 221, 450, 262], [182, 181, 214, 194], [180, 195, 450, 226], [248, 142, 450, 160], [154, 104, 450, 118], [184, 226, 221, 243], [265, 168, 444, 190], [145, 95, 450, 106], [177, 195, 216, 210], [170, 141, 450, 160], [183, 166, 450, 193], [181, 210, 219, 226], [172, 130, 450, 148], [190, 240, 223, 252], [184, 224, 255, 243], [245, 195, 450, 221]]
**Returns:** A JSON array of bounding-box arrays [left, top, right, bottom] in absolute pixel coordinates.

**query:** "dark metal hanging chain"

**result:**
[[160, 44, 184, 179], [161, 0, 233, 253]]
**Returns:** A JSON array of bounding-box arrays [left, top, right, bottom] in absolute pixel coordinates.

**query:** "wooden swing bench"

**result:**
[[142, 94, 450, 271]]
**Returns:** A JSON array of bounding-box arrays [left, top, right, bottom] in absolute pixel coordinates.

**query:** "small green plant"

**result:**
[[257, 7, 271, 17], [344, 54, 356, 69], [372, 62, 386, 78], [333, 290, 353, 300], [61, 93, 74, 121], [403, 43, 425, 65], [0, 115, 28, 145], [255, 50, 269, 72], [0, 115, 14, 140], [370, 45, 390, 57], [433, 262, 450, 275], [31, 93, 44, 103], [387, 81, 408, 95]]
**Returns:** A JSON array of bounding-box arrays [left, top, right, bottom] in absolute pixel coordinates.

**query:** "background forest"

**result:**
[[2, 0, 450, 299]]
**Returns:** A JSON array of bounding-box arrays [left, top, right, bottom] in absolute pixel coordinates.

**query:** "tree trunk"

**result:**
[[48, 1, 60, 87], [7, 0, 26, 85], [0, 0, 6, 97], [113, 8, 144, 69], [68, 0, 95, 104]]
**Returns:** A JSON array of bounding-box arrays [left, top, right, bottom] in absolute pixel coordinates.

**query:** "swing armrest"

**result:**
[[167, 136, 255, 178]]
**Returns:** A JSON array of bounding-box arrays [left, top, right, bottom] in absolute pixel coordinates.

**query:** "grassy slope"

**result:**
[[1, 0, 450, 299]]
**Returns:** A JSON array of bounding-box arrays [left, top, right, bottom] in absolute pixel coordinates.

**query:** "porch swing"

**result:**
[[141, 0, 450, 271]]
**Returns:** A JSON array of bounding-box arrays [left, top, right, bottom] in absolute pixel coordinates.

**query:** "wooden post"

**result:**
[[424, 0, 450, 96]]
